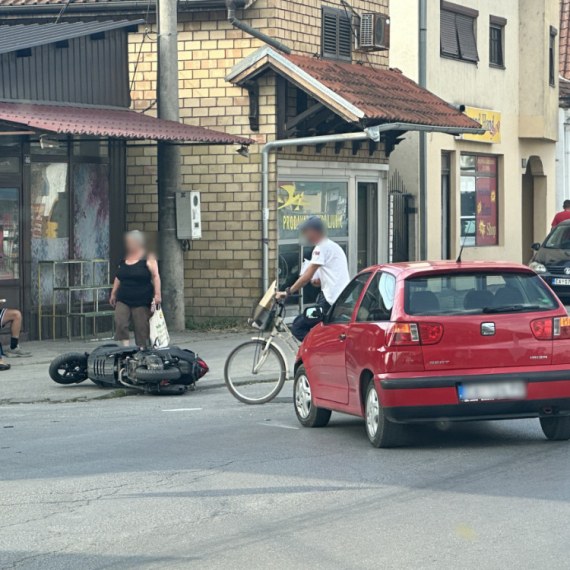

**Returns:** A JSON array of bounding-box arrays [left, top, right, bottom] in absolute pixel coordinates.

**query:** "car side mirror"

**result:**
[[303, 306, 323, 320], [531, 242, 541, 251]]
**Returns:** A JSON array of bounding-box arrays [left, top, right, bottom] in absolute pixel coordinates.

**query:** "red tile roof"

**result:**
[[285, 55, 480, 129], [562, 0, 570, 79], [0, 102, 252, 144]]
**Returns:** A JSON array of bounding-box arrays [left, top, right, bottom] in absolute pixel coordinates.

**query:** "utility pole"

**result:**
[[418, 0, 428, 260], [157, 0, 185, 331]]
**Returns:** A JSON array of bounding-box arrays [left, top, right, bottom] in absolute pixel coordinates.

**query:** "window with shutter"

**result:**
[[489, 25, 504, 67], [440, 7, 478, 63], [440, 10, 459, 57], [321, 6, 352, 62]]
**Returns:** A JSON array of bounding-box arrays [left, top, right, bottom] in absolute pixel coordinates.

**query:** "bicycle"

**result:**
[[224, 299, 301, 404]]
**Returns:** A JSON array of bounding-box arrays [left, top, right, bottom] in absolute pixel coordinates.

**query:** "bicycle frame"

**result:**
[[251, 302, 300, 380]]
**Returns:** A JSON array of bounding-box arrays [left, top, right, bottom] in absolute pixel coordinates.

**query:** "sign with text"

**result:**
[[462, 107, 501, 143]]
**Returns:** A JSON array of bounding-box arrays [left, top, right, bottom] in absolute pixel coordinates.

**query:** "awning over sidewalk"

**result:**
[[227, 46, 482, 133], [0, 102, 253, 145], [0, 19, 143, 55]]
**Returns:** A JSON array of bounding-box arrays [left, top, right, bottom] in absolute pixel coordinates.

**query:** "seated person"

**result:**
[[0, 308, 31, 371]]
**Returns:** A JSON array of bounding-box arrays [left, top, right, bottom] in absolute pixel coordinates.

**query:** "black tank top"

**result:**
[[116, 259, 154, 307]]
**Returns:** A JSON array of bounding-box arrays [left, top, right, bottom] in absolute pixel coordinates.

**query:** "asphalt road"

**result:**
[[2, 385, 570, 570]]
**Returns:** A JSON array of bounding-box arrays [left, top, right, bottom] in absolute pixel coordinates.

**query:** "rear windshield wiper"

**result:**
[[483, 304, 542, 314]]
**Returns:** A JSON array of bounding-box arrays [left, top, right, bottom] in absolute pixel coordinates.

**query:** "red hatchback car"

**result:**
[[293, 261, 570, 447]]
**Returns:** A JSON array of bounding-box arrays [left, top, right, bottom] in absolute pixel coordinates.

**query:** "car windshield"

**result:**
[[543, 225, 570, 249], [404, 272, 558, 316]]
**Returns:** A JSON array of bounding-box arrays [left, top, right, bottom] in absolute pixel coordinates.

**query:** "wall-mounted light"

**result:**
[[40, 134, 60, 150], [237, 144, 250, 159]]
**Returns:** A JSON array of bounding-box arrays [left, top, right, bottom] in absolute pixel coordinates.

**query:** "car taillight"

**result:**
[[554, 317, 570, 339], [386, 323, 443, 346], [386, 323, 419, 346], [418, 323, 444, 345], [531, 318, 553, 340]]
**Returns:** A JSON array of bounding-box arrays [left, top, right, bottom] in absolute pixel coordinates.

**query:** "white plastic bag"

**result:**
[[149, 304, 170, 348]]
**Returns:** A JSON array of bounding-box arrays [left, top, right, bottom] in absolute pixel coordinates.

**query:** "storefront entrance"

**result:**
[[0, 136, 125, 338], [276, 161, 387, 310]]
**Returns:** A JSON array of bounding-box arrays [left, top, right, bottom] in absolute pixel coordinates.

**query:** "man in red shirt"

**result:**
[[552, 200, 570, 227]]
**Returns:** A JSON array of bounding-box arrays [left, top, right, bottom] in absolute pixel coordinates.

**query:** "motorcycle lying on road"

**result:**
[[49, 344, 209, 395]]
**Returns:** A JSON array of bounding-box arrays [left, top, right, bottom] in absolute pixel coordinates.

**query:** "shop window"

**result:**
[[460, 155, 498, 247], [440, 3, 479, 63], [550, 26, 558, 87], [321, 6, 352, 62], [31, 163, 69, 306], [73, 163, 110, 296], [0, 188, 19, 280], [489, 16, 506, 68], [0, 156, 20, 175], [278, 180, 348, 306]]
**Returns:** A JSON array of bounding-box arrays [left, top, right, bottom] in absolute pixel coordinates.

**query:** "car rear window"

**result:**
[[404, 272, 558, 316]]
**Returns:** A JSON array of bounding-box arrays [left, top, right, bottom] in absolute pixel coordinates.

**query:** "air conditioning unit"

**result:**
[[175, 190, 202, 240], [359, 13, 390, 51]]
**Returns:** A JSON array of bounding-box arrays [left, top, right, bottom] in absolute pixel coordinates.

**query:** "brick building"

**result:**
[[0, 0, 481, 330]]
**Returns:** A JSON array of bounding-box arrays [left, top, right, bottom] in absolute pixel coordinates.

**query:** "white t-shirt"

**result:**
[[310, 238, 350, 304]]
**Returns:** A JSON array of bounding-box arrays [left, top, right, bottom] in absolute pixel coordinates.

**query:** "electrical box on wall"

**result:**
[[175, 191, 202, 240]]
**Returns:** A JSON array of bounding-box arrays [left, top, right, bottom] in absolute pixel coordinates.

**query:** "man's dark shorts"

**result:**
[[290, 294, 331, 342]]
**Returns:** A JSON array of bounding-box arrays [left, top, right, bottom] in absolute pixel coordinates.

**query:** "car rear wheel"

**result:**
[[540, 415, 570, 441], [294, 365, 331, 428], [365, 380, 406, 448]]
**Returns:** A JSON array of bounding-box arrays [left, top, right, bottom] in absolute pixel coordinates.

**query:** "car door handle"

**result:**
[[339, 334, 346, 340]]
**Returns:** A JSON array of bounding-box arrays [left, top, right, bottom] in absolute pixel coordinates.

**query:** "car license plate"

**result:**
[[458, 382, 526, 403], [553, 278, 570, 286]]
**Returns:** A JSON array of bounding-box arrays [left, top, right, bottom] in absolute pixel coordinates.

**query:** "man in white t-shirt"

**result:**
[[276, 216, 350, 341]]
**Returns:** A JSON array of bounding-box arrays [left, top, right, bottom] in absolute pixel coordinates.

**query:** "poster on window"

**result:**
[[278, 181, 348, 240], [475, 177, 498, 246]]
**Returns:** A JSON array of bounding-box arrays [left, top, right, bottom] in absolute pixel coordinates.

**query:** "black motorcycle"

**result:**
[[49, 344, 209, 395]]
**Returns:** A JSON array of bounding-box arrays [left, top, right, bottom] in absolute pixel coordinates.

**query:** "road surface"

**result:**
[[1, 385, 569, 570]]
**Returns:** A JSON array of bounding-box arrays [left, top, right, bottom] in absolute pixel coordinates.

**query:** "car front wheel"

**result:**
[[540, 415, 570, 441], [294, 365, 331, 428], [365, 379, 406, 448]]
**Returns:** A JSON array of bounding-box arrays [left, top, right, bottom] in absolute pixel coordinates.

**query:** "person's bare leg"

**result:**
[[6, 309, 21, 339], [122, 340, 130, 346], [3, 310, 29, 357]]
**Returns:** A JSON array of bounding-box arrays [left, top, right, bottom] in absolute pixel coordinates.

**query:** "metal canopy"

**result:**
[[0, 19, 144, 55]]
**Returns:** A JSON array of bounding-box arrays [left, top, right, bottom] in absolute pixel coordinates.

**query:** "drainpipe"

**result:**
[[418, 0, 428, 260], [226, 0, 291, 54], [261, 131, 371, 291]]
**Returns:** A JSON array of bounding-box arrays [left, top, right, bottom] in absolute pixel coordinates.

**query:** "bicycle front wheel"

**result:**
[[224, 340, 286, 404]]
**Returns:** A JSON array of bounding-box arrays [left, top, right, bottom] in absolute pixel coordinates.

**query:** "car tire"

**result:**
[[364, 379, 406, 448], [540, 415, 570, 441], [294, 365, 331, 428]]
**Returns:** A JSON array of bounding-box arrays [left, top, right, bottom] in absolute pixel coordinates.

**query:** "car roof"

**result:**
[[361, 260, 535, 280]]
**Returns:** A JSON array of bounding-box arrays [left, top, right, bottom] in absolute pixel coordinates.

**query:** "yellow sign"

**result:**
[[462, 107, 501, 143]]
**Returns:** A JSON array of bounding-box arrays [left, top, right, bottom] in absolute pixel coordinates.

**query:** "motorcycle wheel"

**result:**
[[135, 366, 181, 383], [49, 352, 89, 385]]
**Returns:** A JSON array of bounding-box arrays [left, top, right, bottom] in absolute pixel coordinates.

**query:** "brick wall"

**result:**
[[127, 0, 389, 322]]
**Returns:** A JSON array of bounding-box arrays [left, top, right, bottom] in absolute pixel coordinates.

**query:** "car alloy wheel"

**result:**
[[366, 386, 380, 438], [295, 374, 312, 419]]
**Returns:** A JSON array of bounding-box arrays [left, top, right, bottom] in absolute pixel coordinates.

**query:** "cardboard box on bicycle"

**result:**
[[250, 280, 276, 330]]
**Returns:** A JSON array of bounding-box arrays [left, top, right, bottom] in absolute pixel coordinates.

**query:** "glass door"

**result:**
[[0, 186, 21, 309], [357, 182, 378, 272]]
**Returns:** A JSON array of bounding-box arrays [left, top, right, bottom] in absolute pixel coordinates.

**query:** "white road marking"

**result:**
[[162, 408, 203, 412], [258, 422, 299, 430]]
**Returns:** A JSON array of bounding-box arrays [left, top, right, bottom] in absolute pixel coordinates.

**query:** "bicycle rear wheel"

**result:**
[[224, 339, 286, 404]]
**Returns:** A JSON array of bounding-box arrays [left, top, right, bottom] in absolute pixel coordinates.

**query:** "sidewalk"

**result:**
[[0, 330, 256, 405]]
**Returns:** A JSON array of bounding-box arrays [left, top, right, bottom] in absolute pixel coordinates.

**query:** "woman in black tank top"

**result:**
[[110, 231, 162, 347]]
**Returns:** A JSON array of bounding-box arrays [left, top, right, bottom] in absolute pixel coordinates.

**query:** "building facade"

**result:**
[[390, 0, 559, 264], [0, 0, 481, 332]]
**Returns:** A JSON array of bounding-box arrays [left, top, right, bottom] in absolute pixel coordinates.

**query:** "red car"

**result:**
[[293, 261, 570, 447]]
